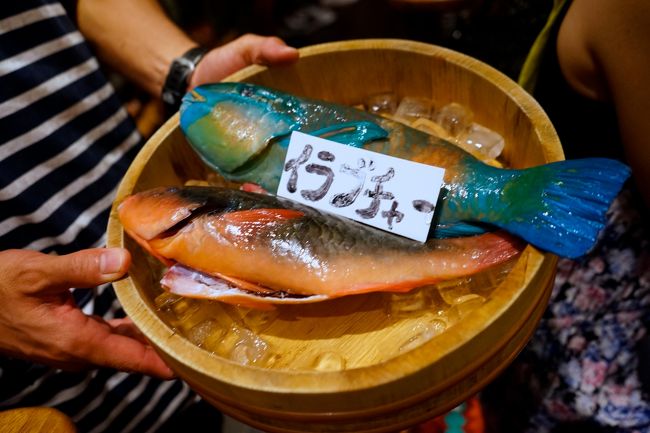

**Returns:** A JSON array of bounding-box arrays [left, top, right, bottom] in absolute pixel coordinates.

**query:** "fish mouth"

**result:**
[[179, 89, 206, 114]]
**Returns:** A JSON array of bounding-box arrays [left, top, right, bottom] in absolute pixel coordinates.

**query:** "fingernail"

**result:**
[[163, 366, 176, 380], [282, 46, 298, 53], [100, 249, 127, 276]]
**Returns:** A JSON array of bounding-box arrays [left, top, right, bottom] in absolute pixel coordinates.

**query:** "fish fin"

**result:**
[[345, 281, 432, 295], [239, 182, 269, 194], [275, 121, 388, 149], [312, 121, 389, 147], [161, 265, 329, 309], [227, 121, 389, 191], [431, 221, 491, 238], [123, 228, 175, 267], [492, 158, 630, 258]]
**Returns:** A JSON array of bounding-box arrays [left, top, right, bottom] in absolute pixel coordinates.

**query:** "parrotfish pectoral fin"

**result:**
[[492, 158, 630, 258], [431, 222, 491, 238], [227, 121, 390, 192], [273, 120, 388, 150]]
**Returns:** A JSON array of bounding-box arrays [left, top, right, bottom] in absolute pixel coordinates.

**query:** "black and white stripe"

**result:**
[[0, 2, 197, 431]]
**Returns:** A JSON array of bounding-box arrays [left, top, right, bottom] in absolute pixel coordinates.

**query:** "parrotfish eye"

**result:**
[[240, 85, 255, 97], [271, 97, 291, 111]]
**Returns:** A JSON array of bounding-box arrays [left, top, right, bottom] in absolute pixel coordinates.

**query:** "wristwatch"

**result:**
[[161, 46, 208, 115]]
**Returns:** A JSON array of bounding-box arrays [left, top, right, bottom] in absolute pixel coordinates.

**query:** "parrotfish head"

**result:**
[[180, 83, 304, 175], [119, 186, 280, 241]]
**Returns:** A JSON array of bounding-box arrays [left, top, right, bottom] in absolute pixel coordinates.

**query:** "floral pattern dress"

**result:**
[[523, 184, 650, 432], [478, 1, 650, 430]]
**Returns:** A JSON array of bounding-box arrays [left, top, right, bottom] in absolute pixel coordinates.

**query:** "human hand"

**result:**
[[0, 248, 174, 379], [189, 34, 299, 88]]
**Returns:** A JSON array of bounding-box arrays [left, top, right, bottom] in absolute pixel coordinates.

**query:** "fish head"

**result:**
[[118, 185, 282, 239], [180, 83, 303, 175], [117, 186, 207, 242], [118, 186, 245, 265]]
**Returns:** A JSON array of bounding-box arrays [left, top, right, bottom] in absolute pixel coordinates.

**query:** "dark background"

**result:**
[[117, 0, 553, 136]]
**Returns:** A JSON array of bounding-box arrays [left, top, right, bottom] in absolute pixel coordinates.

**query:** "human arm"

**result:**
[[0, 248, 173, 379], [557, 0, 650, 208], [76, 0, 299, 97]]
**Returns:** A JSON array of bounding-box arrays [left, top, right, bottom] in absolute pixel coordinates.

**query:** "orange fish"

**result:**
[[118, 186, 523, 308]]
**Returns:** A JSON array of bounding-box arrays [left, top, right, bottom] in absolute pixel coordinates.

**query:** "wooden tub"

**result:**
[[107, 39, 561, 433]]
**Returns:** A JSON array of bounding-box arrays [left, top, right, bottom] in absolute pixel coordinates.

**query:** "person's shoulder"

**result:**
[[556, 0, 650, 102]]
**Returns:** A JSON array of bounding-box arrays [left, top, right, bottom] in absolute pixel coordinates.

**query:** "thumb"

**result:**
[[190, 35, 298, 88], [249, 36, 300, 66], [41, 248, 131, 291]]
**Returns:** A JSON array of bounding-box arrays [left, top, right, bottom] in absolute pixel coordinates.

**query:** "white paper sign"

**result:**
[[277, 131, 445, 242]]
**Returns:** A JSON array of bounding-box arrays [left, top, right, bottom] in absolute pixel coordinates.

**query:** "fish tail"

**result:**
[[491, 158, 630, 258]]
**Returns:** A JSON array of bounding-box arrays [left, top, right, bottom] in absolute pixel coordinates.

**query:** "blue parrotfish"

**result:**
[[179, 82, 630, 259]]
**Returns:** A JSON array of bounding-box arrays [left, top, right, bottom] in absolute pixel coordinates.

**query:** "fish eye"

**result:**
[[240, 86, 255, 97]]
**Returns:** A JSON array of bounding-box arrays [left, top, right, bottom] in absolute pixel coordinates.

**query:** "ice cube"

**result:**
[[410, 118, 452, 140], [457, 123, 505, 159], [436, 277, 472, 305], [169, 298, 201, 322], [240, 309, 279, 333], [385, 289, 431, 317], [366, 92, 397, 115], [452, 294, 486, 317], [187, 318, 225, 350], [154, 291, 182, 310], [433, 102, 473, 137], [312, 351, 347, 371], [394, 96, 434, 120], [398, 319, 447, 353], [226, 326, 271, 366]]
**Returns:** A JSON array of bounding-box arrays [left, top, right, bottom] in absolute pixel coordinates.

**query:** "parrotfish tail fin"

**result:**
[[493, 158, 630, 258]]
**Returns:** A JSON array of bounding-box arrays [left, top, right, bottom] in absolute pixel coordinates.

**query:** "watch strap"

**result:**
[[162, 46, 208, 114]]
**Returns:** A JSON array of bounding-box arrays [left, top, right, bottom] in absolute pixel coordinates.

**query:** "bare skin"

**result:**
[[557, 0, 650, 207], [1, 1, 298, 377], [0, 248, 173, 378], [77, 0, 299, 97]]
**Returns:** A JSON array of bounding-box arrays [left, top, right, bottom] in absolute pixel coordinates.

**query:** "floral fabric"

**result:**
[[522, 184, 650, 432]]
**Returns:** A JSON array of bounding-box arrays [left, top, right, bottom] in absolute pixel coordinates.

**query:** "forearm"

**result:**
[[77, 0, 197, 97]]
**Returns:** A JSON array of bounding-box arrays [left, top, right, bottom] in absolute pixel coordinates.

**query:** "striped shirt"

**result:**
[[0, 1, 198, 431]]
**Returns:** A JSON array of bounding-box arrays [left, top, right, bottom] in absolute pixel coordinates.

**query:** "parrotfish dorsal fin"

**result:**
[[275, 121, 389, 149]]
